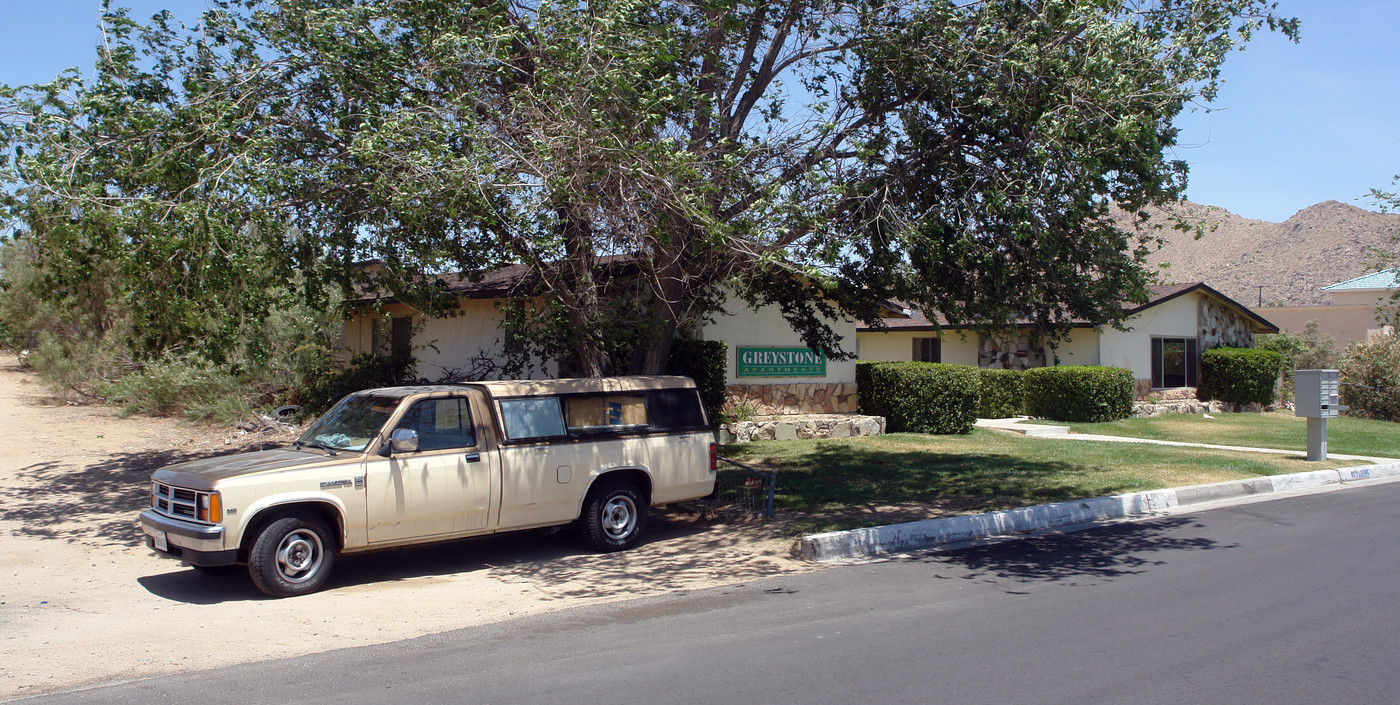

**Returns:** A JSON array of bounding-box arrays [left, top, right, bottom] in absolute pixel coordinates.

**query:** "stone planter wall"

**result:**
[[1131, 385, 1266, 417], [719, 414, 886, 443], [725, 383, 859, 415]]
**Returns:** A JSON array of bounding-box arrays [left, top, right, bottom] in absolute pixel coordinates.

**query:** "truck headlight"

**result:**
[[197, 492, 223, 523]]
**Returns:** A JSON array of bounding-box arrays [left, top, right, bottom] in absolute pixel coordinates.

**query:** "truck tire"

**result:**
[[580, 482, 646, 552], [248, 513, 336, 597]]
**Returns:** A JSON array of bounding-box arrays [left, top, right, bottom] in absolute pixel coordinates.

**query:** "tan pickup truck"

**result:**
[[139, 376, 717, 597]]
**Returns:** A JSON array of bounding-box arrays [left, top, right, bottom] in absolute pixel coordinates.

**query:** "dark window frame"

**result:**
[[493, 389, 709, 444], [1150, 336, 1199, 389], [912, 337, 941, 363]]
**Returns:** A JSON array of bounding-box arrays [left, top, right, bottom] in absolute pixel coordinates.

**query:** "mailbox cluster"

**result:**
[[1294, 369, 1341, 419]]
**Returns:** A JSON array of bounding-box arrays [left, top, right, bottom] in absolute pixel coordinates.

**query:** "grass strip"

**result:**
[[719, 429, 1362, 534]]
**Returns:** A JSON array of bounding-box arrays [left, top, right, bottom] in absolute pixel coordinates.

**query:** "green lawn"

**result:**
[[1040, 412, 1400, 458], [719, 428, 1366, 534]]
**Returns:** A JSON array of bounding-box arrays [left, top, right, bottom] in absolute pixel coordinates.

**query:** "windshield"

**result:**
[[296, 395, 402, 452]]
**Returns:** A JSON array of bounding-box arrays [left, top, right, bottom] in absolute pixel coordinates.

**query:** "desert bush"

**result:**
[[298, 351, 417, 416], [98, 354, 252, 424], [1339, 332, 1400, 422], [1256, 321, 1337, 402], [1023, 366, 1134, 422], [977, 368, 1025, 419], [1198, 347, 1282, 406]]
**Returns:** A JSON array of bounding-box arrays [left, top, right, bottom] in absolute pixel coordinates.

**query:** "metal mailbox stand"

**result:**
[[1295, 369, 1347, 461]]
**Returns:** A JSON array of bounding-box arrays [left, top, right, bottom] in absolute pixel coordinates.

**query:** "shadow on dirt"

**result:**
[[921, 515, 1237, 591], [136, 512, 795, 605], [0, 444, 284, 547]]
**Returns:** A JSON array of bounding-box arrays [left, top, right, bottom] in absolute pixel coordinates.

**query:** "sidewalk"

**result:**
[[974, 416, 1398, 464]]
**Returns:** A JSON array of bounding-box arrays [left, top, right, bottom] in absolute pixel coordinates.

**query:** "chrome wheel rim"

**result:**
[[600, 495, 638, 540], [275, 528, 323, 584]]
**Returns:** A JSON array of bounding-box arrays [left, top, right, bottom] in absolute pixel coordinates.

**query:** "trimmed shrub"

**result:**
[[977, 368, 1025, 419], [1198, 347, 1282, 406], [1024, 366, 1134, 422], [1339, 332, 1400, 422], [862, 362, 980, 434], [666, 338, 728, 427], [855, 360, 881, 418]]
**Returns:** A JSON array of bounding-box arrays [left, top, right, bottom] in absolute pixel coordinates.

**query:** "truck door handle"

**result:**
[[464, 453, 481, 462]]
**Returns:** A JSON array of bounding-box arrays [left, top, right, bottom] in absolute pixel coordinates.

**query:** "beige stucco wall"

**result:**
[[343, 292, 854, 384], [1047, 329, 1101, 366], [857, 328, 1098, 368], [1252, 304, 1394, 351], [343, 299, 556, 381], [1098, 293, 1199, 381], [854, 330, 979, 366], [700, 298, 859, 385], [1331, 289, 1397, 307]]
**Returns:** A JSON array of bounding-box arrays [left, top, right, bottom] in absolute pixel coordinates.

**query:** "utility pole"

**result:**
[[1257, 285, 1264, 307]]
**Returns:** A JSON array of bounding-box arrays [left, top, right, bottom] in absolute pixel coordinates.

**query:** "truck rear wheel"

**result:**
[[580, 482, 646, 552], [248, 513, 336, 597]]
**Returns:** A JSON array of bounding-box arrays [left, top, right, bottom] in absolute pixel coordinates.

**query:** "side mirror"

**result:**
[[389, 428, 419, 454]]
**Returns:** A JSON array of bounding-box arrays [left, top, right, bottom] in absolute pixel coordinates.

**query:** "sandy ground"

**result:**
[[0, 358, 814, 700]]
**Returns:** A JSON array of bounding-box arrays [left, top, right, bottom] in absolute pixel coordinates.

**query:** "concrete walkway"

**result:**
[[974, 416, 1398, 464]]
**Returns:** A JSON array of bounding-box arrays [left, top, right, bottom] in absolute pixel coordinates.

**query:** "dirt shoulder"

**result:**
[[0, 358, 813, 701]]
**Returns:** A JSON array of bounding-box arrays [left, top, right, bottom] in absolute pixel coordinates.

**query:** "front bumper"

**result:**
[[139, 509, 238, 567]]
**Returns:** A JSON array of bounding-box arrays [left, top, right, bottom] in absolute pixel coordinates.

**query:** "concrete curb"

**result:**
[[798, 462, 1400, 562]]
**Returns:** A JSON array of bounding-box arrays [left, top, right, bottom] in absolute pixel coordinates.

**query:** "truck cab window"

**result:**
[[395, 397, 476, 451]]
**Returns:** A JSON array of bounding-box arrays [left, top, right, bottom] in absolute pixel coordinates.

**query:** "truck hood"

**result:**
[[151, 448, 351, 489]]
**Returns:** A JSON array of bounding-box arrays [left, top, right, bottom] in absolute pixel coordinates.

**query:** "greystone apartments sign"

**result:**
[[736, 346, 826, 378]]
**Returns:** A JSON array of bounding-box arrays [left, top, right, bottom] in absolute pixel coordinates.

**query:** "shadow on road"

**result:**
[[924, 516, 1237, 590], [136, 511, 792, 604]]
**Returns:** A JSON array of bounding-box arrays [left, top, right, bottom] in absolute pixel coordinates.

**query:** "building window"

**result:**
[[1151, 337, 1199, 388], [371, 315, 413, 360], [913, 337, 941, 363]]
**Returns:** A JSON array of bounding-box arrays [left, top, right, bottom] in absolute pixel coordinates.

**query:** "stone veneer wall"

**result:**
[[1200, 295, 1255, 349], [726, 383, 859, 414], [977, 332, 1047, 370]]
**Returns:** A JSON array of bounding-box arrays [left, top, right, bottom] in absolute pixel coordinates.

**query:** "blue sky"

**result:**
[[1, 0, 1397, 223]]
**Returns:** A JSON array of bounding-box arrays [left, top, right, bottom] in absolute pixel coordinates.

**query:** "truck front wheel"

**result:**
[[248, 513, 336, 597], [580, 482, 646, 552]]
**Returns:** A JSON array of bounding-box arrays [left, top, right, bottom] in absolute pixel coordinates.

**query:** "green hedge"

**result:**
[[977, 368, 1025, 419], [1198, 347, 1282, 406], [666, 338, 728, 427], [1024, 366, 1134, 422], [859, 361, 980, 434], [856, 361, 881, 419]]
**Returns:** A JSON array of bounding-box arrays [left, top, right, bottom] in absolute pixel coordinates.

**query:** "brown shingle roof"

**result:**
[[859, 283, 1278, 334]]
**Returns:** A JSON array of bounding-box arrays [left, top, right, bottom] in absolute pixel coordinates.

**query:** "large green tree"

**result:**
[[2, 0, 1297, 375]]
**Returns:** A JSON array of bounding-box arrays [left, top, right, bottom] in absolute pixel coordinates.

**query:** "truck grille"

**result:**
[[152, 482, 212, 523]]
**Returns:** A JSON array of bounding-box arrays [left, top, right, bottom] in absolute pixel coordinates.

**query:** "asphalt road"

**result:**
[[24, 480, 1400, 705]]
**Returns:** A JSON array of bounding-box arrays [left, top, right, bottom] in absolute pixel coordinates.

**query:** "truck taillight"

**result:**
[[709, 442, 717, 472]]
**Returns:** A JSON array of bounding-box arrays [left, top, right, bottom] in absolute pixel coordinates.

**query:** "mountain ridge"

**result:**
[[1126, 200, 1400, 307]]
